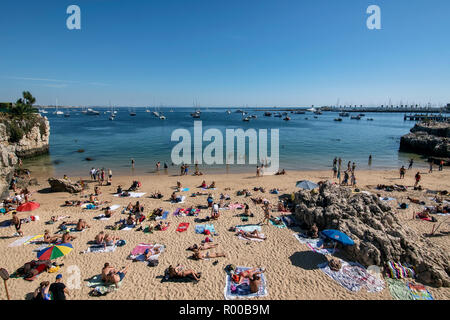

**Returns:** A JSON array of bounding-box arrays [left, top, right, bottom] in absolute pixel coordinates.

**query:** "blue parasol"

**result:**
[[321, 229, 354, 246], [295, 180, 319, 190]]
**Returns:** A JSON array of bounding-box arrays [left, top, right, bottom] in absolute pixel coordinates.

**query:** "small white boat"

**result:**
[[86, 108, 100, 115], [38, 109, 48, 114], [160, 115, 166, 120]]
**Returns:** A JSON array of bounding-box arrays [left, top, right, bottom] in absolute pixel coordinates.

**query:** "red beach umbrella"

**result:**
[[16, 202, 40, 212]]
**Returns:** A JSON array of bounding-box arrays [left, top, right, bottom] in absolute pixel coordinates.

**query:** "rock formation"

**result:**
[[47, 177, 83, 193], [293, 181, 450, 287], [0, 115, 50, 198], [400, 121, 450, 159]]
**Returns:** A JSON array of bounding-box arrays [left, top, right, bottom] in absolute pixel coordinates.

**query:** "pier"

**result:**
[[403, 114, 449, 122]]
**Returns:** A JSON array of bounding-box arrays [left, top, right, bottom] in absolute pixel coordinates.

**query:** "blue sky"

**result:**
[[0, 0, 449, 107]]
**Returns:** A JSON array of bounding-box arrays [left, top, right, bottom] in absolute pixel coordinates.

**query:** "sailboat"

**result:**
[[53, 99, 64, 115]]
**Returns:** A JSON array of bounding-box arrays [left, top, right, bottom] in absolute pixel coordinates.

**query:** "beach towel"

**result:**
[[174, 208, 200, 217], [155, 211, 169, 220], [318, 260, 385, 293], [195, 224, 216, 234], [119, 224, 135, 231], [235, 224, 261, 233], [269, 219, 286, 228], [82, 203, 97, 210], [294, 233, 336, 255], [176, 222, 190, 232], [386, 278, 414, 300], [181, 188, 190, 192], [83, 244, 117, 254], [86, 274, 122, 294], [202, 188, 216, 191], [94, 214, 111, 221], [108, 205, 121, 211], [128, 243, 165, 261], [407, 282, 434, 300], [385, 261, 415, 279], [228, 203, 244, 210], [113, 192, 146, 198], [379, 197, 396, 202], [8, 235, 39, 247], [224, 267, 267, 300]]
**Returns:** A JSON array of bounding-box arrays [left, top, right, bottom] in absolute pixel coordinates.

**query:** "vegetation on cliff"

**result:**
[[0, 91, 46, 143]]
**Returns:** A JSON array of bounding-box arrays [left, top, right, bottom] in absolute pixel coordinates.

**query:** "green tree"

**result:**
[[8, 91, 38, 117]]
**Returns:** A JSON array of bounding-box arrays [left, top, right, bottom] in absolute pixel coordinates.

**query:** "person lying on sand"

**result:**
[[194, 168, 203, 176], [95, 231, 106, 244], [269, 216, 283, 225], [275, 169, 286, 175], [126, 214, 136, 226], [89, 194, 99, 205], [209, 181, 216, 189], [168, 264, 201, 281], [75, 219, 90, 231], [150, 191, 163, 199], [49, 215, 70, 224], [101, 263, 116, 281], [155, 221, 169, 230], [187, 243, 218, 251], [104, 207, 114, 218], [61, 231, 76, 243], [44, 230, 61, 244], [192, 249, 226, 260], [200, 181, 207, 188], [104, 233, 120, 247], [152, 207, 164, 216], [140, 247, 160, 261], [63, 200, 82, 206], [236, 229, 266, 240]]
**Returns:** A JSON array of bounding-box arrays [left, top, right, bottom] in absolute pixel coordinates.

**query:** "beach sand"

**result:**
[[1, 168, 449, 300]]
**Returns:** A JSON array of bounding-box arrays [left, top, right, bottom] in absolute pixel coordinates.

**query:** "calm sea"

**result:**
[[23, 107, 425, 177]]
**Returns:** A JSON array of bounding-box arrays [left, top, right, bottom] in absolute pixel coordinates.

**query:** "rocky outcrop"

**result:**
[[400, 122, 450, 158], [293, 181, 450, 287], [0, 115, 50, 198], [48, 177, 82, 193]]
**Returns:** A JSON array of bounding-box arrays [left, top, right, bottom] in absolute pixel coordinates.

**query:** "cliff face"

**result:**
[[400, 122, 450, 158], [0, 115, 50, 198]]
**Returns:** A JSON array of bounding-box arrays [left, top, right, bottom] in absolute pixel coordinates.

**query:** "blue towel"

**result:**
[[195, 224, 216, 234]]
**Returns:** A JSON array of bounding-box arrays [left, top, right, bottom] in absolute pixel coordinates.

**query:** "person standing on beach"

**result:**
[[256, 166, 260, 177], [347, 161, 351, 172], [333, 157, 337, 168], [332, 162, 337, 178], [408, 159, 414, 170], [439, 160, 444, 171], [262, 202, 271, 225], [352, 162, 356, 173], [400, 166, 406, 179], [49, 274, 69, 300], [90, 168, 95, 180], [351, 173, 356, 187], [131, 158, 135, 168], [414, 172, 421, 187], [429, 161, 433, 173], [368, 155, 372, 166], [180, 164, 185, 176]]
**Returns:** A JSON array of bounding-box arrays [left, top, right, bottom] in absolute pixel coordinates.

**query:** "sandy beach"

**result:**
[[1, 168, 449, 300]]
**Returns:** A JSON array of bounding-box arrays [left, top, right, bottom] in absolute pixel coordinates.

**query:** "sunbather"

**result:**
[[95, 231, 106, 244], [192, 249, 226, 260], [236, 229, 266, 240], [187, 243, 218, 251], [168, 264, 201, 281], [61, 231, 76, 243], [44, 230, 61, 244], [104, 233, 120, 246]]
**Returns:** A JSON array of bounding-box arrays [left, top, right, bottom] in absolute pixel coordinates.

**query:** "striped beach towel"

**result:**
[[385, 261, 415, 279]]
